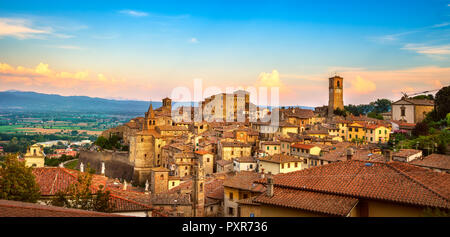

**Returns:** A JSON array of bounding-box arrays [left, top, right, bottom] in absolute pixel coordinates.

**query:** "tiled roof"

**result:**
[[282, 108, 314, 119], [254, 187, 358, 216], [291, 143, 316, 150], [216, 159, 233, 166], [234, 156, 257, 163], [256, 160, 450, 209], [223, 171, 266, 192], [32, 167, 108, 196], [220, 141, 252, 147], [394, 149, 422, 158], [0, 200, 121, 217], [410, 154, 450, 171], [258, 154, 301, 164], [393, 98, 434, 106]]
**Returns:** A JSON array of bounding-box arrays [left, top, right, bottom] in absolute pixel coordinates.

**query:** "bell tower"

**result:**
[[192, 161, 205, 217], [144, 103, 156, 130], [328, 75, 344, 117]]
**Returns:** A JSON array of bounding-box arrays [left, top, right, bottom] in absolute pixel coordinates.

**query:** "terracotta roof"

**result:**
[[195, 150, 212, 155], [394, 149, 422, 158], [0, 200, 121, 217], [393, 98, 434, 106], [150, 167, 170, 172], [234, 156, 257, 163], [410, 154, 450, 171], [32, 167, 107, 196], [254, 187, 358, 216], [256, 160, 450, 210], [258, 154, 301, 164], [291, 143, 316, 150], [282, 108, 314, 119], [223, 171, 266, 192], [220, 141, 252, 147], [216, 159, 233, 166], [261, 141, 281, 146]]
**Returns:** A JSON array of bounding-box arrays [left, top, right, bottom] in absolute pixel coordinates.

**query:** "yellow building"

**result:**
[[218, 141, 252, 161], [347, 122, 366, 142], [365, 124, 391, 143], [23, 144, 45, 168], [168, 176, 181, 190]]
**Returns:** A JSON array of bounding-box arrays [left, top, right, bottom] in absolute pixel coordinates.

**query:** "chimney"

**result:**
[[385, 150, 393, 162], [346, 148, 354, 161], [123, 180, 127, 190], [266, 175, 274, 197]]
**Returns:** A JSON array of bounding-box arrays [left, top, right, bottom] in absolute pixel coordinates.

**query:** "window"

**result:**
[[295, 162, 298, 168], [401, 106, 406, 116], [249, 164, 253, 169], [267, 146, 269, 150], [379, 130, 381, 134], [229, 192, 234, 200], [243, 194, 248, 199], [207, 158, 210, 162], [200, 183, 203, 192], [288, 163, 290, 168], [228, 207, 234, 215], [172, 182, 175, 186], [281, 163, 284, 169]]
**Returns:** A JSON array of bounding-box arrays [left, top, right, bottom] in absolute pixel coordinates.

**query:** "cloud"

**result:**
[[189, 38, 199, 43], [0, 62, 154, 99], [348, 76, 376, 94], [402, 44, 450, 55], [0, 18, 51, 39], [256, 70, 284, 88], [47, 45, 83, 50], [432, 22, 450, 28], [119, 10, 149, 17]]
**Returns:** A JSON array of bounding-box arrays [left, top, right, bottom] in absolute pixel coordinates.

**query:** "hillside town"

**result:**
[[2, 76, 449, 217]]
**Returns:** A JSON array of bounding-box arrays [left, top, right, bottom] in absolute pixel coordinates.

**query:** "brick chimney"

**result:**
[[266, 175, 274, 197], [346, 148, 354, 161]]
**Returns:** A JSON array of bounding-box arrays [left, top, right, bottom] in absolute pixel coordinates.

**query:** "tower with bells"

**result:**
[[192, 160, 205, 217], [328, 75, 344, 117], [144, 103, 156, 130]]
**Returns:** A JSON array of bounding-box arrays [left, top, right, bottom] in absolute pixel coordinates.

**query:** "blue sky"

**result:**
[[0, 0, 449, 106]]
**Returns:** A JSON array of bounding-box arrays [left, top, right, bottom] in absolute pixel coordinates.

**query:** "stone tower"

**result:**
[[162, 97, 172, 112], [192, 161, 205, 217], [144, 103, 156, 130], [129, 132, 155, 185], [150, 167, 169, 194], [328, 75, 344, 117]]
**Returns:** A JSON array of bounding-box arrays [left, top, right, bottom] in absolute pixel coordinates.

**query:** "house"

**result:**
[[223, 171, 265, 217], [194, 150, 214, 175], [238, 160, 450, 217], [216, 159, 233, 173], [391, 98, 434, 124], [393, 149, 422, 162], [290, 143, 321, 157], [260, 141, 281, 156], [410, 154, 450, 173], [31, 167, 160, 217], [233, 156, 257, 172], [365, 124, 391, 143], [257, 154, 304, 174], [218, 141, 252, 161]]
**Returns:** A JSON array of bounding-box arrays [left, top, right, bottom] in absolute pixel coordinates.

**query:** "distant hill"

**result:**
[[0, 91, 164, 114], [0, 90, 313, 113]]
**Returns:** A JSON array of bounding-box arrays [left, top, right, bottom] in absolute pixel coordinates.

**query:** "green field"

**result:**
[[64, 159, 79, 170], [0, 125, 28, 133]]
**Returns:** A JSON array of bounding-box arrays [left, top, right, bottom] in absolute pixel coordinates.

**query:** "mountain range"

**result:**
[[0, 90, 313, 113]]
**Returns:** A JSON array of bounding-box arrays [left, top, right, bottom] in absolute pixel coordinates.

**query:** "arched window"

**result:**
[[337, 80, 340, 88]]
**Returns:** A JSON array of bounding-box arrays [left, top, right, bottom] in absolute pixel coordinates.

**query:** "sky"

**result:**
[[0, 0, 449, 107]]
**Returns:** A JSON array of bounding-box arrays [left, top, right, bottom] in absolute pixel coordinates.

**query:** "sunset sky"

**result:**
[[0, 0, 449, 107]]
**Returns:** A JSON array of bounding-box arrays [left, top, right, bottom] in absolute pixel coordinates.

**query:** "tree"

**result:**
[[0, 154, 41, 203], [48, 171, 113, 212], [367, 111, 384, 120], [435, 85, 450, 121], [412, 122, 429, 137], [372, 99, 391, 113], [333, 108, 347, 117]]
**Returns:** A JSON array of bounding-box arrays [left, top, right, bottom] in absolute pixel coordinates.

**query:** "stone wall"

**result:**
[[78, 150, 134, 182]]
